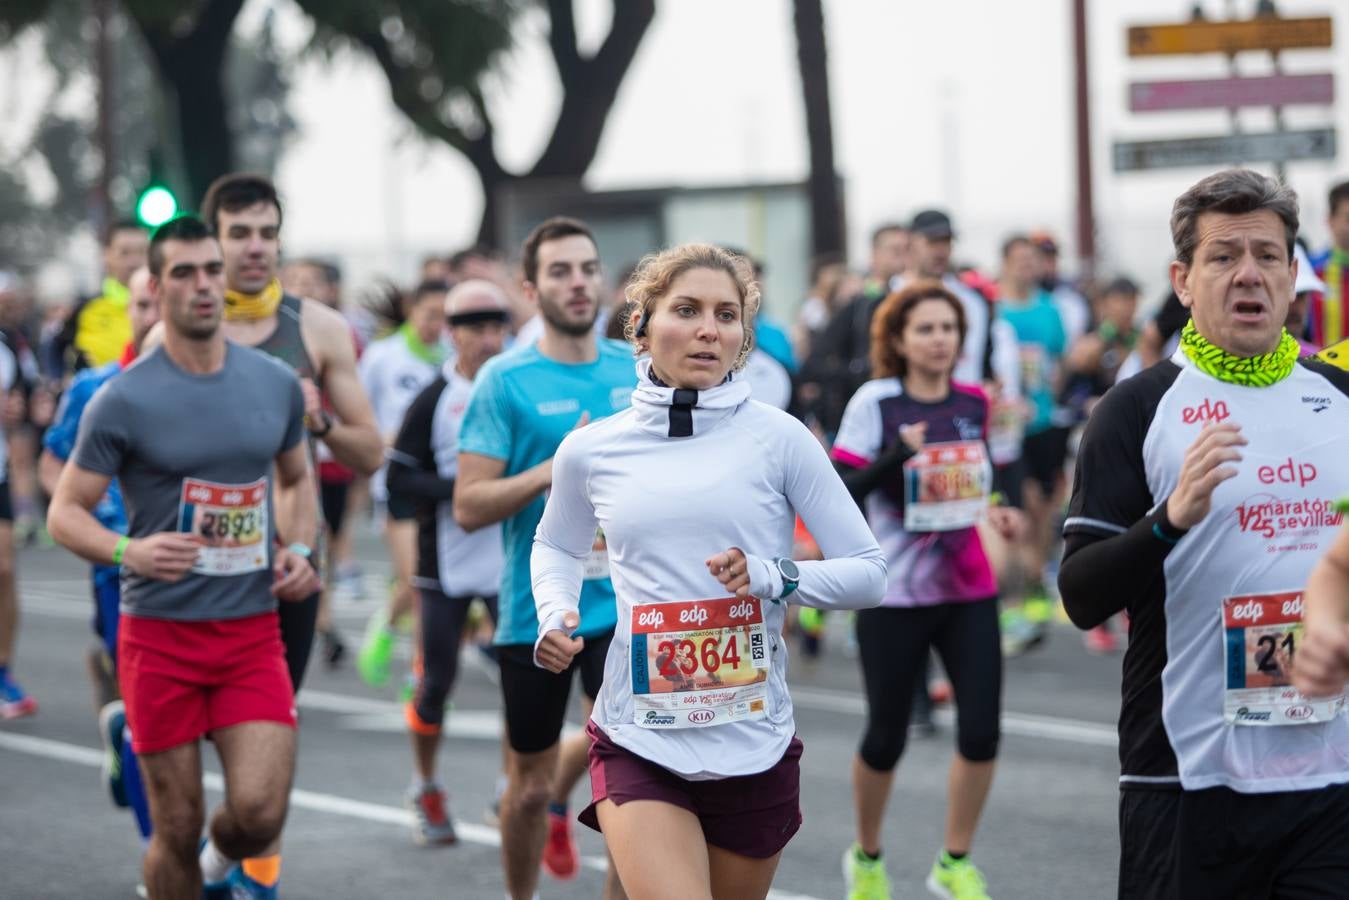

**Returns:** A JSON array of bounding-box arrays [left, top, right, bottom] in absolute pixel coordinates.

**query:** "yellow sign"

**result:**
[[1128, 17, 1332, 56], [1314, 338, 1349, 373]]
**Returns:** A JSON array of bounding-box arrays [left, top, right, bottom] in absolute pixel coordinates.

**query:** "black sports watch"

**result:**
[[307, 410, 333, 438], [774, 558, 800, 601]]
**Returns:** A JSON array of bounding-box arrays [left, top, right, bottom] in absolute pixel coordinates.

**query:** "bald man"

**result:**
[[384, 279, 510, 845]]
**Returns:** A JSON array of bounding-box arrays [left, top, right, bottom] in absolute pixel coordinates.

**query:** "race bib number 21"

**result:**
[[178, 477, 268, 576], [1223, 590, 1346, 726]]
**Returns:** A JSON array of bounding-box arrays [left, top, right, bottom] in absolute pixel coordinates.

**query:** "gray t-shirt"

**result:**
[[73, 342, 305, 621]]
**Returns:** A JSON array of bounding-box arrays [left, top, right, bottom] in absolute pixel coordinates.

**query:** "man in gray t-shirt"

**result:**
[[48, 215, 319, 898], [74, 343, 305, 620]]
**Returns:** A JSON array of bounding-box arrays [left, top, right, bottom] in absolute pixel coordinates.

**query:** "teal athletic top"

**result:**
[[458, 338, 637, 646], [999, 290, 1067, 435]]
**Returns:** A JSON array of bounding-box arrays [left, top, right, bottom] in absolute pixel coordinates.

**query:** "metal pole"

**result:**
[[1072, 0, 1096, 279], [94, 0, 114, 235]]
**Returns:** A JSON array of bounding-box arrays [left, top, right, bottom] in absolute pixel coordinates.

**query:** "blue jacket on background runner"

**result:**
[[46, 362, 129, 534], [999, 291, 1066, 434], [458, 339, 636, 646], [45, 360, 129, 653]]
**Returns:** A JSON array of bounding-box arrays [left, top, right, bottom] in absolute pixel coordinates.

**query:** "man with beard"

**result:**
[[455, 217, 633, 900]]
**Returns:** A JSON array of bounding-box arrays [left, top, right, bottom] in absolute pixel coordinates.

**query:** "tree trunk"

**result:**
[[793, 0, 844, 258], [474, 164, 515, 246], [160, 48, 234, 206], [319, 0, 654, 248], [133, 0, 243, 208], [475, 0, 654, 244]]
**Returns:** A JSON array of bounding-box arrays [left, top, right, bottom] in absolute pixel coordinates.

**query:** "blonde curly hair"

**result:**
[[622, 243, 761, 373]]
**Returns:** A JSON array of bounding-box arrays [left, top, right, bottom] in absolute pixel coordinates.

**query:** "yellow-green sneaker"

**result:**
[[356, 615, 395, 688], [799, 606, 824, 635], [843, 844, 891, 900], [1022, 587, 1056, 625], [926, 851, 990, 899]]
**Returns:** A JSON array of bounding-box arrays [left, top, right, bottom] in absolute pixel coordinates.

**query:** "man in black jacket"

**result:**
[[797, 223, 908, 436]]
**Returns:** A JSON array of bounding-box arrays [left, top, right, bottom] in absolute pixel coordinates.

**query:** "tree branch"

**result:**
[[530, 0, 654, 178], [129, 0, 244, 69], [544, 0, 579, 74], [346, 24, 503, 183], [189, 0, 246, 56], [590, 0, 655, 83]]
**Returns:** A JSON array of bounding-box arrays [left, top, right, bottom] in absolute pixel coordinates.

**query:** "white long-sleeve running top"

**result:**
[[532, 359, 885, 780]]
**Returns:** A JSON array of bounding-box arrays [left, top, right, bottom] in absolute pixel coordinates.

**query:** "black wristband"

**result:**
[[1151, 506, 1188, 543], [308, 411, 333, 437]]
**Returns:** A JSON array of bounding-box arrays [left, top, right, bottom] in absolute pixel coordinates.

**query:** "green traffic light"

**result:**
[[136, 186, 178, 227]]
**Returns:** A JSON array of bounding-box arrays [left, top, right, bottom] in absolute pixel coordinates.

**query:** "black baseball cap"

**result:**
[[910, 209, 955, 240]]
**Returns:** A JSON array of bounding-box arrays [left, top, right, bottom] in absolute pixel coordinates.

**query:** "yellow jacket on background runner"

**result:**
[[53, 277, 133, 375]]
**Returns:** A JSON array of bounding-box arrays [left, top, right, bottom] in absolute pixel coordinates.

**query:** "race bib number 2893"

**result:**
[[178, 477, 269, 576]]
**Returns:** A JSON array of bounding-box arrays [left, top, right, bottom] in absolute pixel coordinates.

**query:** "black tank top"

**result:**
[[252, 294, 318, 383], [249, 293, 325, 558]]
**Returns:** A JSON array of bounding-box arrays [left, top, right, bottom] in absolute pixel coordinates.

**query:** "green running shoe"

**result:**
[[357, 616, 395, 688], [799, 606, 824, 635], [843, 844, 891, 900], [926, 851, 990, 899], [999, 605, 1045, 657], [1022, 586, 1055, 624]]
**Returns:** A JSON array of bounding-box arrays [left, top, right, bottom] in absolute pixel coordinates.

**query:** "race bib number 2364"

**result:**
[[629, 597, 771, 729]]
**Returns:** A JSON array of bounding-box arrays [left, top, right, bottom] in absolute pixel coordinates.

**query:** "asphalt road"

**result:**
[[1, 524, 1124, 899]]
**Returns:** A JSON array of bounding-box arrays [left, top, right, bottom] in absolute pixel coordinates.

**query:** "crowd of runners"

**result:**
[[1, 167, 1349, 900]]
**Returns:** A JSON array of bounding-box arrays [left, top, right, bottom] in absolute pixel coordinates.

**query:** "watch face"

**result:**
[[778, 558, 800, 581]]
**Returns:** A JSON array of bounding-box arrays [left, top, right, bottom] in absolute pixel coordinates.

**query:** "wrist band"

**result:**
[[112, 536, 130, 565], [1151, 522, 1181, 546], [307, 412, 333, 437]]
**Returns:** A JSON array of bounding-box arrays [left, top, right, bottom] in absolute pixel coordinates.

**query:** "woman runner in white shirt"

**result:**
[[532, 243, 885, 899]]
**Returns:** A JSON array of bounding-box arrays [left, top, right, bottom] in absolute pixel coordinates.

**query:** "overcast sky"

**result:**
[[6, 0, 1348, 303]]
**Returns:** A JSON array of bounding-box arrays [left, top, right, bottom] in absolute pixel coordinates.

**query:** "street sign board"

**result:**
[[1127, 17, 1332, 56], [1112, 128, 1336, 172], [1129, 73, 1334, 112]]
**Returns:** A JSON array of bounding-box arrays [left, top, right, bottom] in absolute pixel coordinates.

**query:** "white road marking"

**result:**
[[790, 687, 1119, 747], [0, 730, 824, 900], [297, 688, 582, 741], [19, 591, 1118, 747]]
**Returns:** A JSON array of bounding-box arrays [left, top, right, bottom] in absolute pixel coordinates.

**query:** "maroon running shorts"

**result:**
[[579, 719, 804, 859], [118, 611, 296, 754]]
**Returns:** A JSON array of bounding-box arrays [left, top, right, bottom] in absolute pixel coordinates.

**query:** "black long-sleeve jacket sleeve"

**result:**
[[832, 440, 916, 512], [386, 377, 454, 503]]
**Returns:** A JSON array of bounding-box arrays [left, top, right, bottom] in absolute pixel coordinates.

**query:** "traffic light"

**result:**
[[135, 184, 178, 228]]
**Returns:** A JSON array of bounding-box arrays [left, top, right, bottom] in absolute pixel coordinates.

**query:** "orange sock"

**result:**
[[404, 700, 441, 736], [242, 855, 282, 887]]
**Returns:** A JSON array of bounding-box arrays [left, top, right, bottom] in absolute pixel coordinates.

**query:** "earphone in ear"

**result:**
[[634, 307, 651, 338]]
